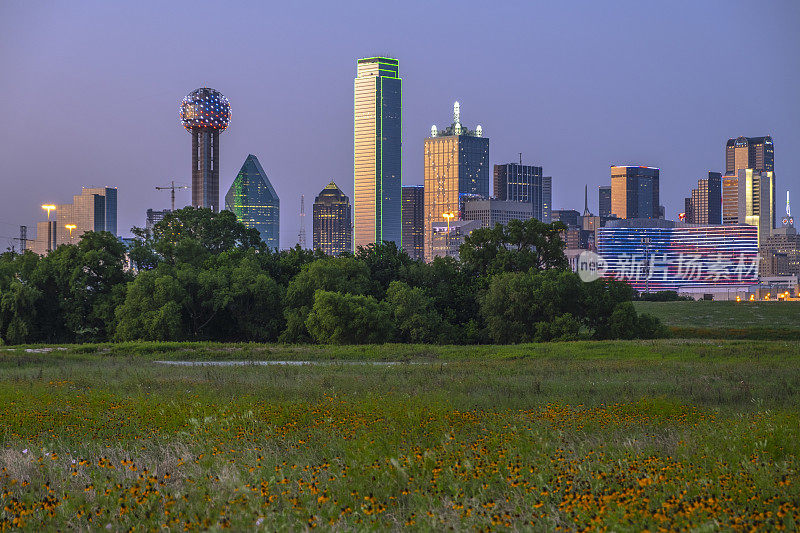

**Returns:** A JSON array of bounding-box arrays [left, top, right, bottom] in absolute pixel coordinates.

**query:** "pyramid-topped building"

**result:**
[[225, 154, 280, 249]]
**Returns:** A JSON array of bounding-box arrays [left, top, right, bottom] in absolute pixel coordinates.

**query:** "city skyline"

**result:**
[[0, 2, 798, 249]]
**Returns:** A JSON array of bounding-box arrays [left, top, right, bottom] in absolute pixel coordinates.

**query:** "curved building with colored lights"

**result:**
[[595, 225, 759, 292], [180, 88, 231, 212]]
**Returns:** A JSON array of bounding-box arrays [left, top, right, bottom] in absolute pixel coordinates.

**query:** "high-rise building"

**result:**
[[685, 172, 722, 225], [180, 88, 231, 212], [401, 185, 424, 260], [424, 102, 489, 261], [224, 154, 280, 249], [725, 136, 774, 175], [430, 219, 482, 261], [146, 209, 170, 234], [598, 186, 612, 218], [760, 226, 800, 276], [493, 163, 550, 222], [542, 177, 552, 223], [31, 187, 117, 254], [353, 57, 402, 249], [610, 166, 660, 219], [737, 169, 775, 245], [312, 181, 352, 256], [551, 209, 581, 228], [722, 175, 739, 225]]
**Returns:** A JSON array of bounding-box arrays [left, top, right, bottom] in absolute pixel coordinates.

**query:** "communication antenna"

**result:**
[[453, 101, 461, 135], [155, 180, 189, 211], [298, 195, 307, 248], [431, 125, 437, 138], [787, 191, 791, 217]]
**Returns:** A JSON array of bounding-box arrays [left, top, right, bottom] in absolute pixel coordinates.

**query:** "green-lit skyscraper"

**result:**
[[353, 56, 402, 249], [225, 154, 280, 249]]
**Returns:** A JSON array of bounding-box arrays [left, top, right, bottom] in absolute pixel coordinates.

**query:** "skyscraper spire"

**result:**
[[583, 184, 591, 216]]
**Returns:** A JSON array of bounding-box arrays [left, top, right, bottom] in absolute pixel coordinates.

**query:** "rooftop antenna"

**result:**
[[298, 194, 307, 248], [519, 153, 522, 165], [787, 191, 791, 217], [453, 101, 461, 135], [155, 180, 189, 211]]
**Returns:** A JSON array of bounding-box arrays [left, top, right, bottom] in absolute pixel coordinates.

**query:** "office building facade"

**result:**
[[685, 172, 721, 225], [146, 209, 170, 234], [31, 187, 117, 254], [598, 186, 612, 218], [760, 226, 800, 276], [725, 136, 774, 175], [493, 163, 550, 222], [224, 154, 280, 249], [610, 166, 660, 219], [430, 219, 482, 261], [401, 185, 424, 260], [353, 57, 402, 249], [312, 181, 352, 256], [462, 198, 534, 229], [424, 102, 489, 261]]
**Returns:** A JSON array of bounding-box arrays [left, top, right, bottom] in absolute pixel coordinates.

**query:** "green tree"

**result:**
[[355, 241, 415, 296], [305, 290, 393, 344], [385, 281, 442, 343], [459, 218, 568, 276], [280, 257, 372, 342]]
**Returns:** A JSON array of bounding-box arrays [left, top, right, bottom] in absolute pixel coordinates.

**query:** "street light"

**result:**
[[442, 212, 455, 232], [65, 224, 77, 243], [41, 204, 56, 220]]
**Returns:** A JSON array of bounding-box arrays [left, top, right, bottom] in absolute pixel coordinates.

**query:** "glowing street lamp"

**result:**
[[41, 204, 56, 220], [65, 224, 77, 243], [442, 212, 455, 232]]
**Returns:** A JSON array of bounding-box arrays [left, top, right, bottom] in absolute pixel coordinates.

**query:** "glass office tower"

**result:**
[[313, 181, 352, 256], [225, 154, 280, 249], [401, 185, 424, 260], [423, 102, 489, 261], [353, 57, 402, 249]]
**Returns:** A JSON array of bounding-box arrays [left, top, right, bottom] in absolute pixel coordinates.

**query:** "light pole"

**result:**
[[442, 212, 455, 232], [65, 224, 76, 244], [41, 204, 56, 251]]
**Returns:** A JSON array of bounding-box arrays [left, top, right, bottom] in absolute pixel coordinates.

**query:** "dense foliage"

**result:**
[[0, 207, 664, 344]]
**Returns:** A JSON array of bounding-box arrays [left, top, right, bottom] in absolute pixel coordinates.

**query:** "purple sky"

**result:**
[[1, 1, 798, 248]]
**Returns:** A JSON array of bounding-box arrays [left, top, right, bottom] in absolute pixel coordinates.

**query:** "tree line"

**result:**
[[0, 208, 666, 345]]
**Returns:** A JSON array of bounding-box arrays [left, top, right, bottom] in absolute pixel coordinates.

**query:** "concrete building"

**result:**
[[493, 163, 551, 222], [760, 225, 799, 276], [462, 198, 533, 229], [401, 185, 424, 260], [30, 187, 117, 254], [353, 57, 402, 248], [424, 101, 489, 262], [684, 172, 722, 225], [312, 181, 352, 256]]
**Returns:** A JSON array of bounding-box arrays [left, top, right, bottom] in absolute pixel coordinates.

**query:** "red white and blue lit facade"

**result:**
[[179, 88, 231, 212], [595, 225, 759, 292]]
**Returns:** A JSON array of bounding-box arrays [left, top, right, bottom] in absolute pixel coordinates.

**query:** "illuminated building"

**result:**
[[684, 172, 721, 224], [598, 186, 612, 218], [493, 163, 551, 222], [401, 185, 424, 260], [353, 57, 402, 249], [737, 169, 775, 246], [725, 136, 774, 175], [610, 166, 660, 219], [596, 225, 759, 292], [760, 226, 800, 276], [180, 87, 231, 212], [224, 154, 280, 249], [312, 181, 352, 256], [424, 102, 489, 262]]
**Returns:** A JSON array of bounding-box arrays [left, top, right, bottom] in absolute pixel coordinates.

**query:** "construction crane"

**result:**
[[155, 181, 189, 211]]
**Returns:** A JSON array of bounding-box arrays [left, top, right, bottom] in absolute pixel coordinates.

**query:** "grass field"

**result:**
[[1, 340, 799, 530], [635, 300, 800, 339]]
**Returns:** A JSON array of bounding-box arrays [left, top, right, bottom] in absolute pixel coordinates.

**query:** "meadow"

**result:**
[[634, 300, 800, 339], [1, 340, 799, 530]]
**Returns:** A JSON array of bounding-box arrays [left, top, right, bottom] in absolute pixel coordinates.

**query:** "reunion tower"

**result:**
[[179, 88, 231, 212]]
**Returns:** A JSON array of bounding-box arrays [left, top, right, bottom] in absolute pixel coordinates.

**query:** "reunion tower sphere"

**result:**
[[179, 87, 231, 212], [179, 87, 231, 132]]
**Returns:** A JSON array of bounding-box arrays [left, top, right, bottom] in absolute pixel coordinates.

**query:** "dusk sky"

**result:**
[[1, 1, 798, 248]]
